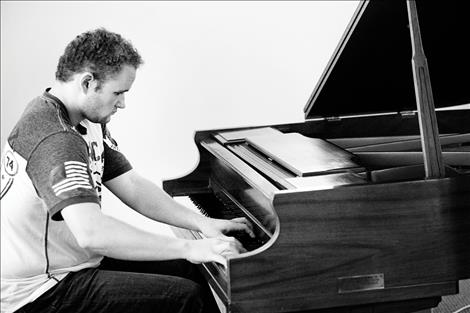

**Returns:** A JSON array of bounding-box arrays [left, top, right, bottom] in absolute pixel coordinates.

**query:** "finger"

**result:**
[[235, 244, 247, 254], [234, 218, 255, 234], [220, 251, 237, 260], [213, 254, 227, 268], [229, 220, 255, 238], [220, 246, 242, 258], [245, 225, 256, 238], [230, 217, 254, 229], [212, 236, 237, 253], [217, 237, 247, 254], [221, 241, 248, 258], [235, 239, 247, 253], [227, 238, 247, 254], [217, 234, 235, 242], [220, 234, 249, 253], [230, 217, 248, 223]]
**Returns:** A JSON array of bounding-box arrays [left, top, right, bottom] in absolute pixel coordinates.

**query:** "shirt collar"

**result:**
[[43, 88, 87, 135]]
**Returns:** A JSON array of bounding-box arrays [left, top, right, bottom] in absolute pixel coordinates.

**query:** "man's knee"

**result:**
[[176, 279, 205, 313]]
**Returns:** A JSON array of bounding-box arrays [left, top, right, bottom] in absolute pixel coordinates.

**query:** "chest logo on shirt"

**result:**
[[1, 151, 18, 199], [86, 141, 104, 199], [3, 151, 18, 176], [90, 141, 101, 162]]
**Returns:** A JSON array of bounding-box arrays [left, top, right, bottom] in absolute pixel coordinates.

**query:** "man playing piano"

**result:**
[[0, 28, 253, 313]]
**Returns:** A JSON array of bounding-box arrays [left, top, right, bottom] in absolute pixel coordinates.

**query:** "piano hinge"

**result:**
[[399, 110, 416, 118], [325, 116, 342, 122]]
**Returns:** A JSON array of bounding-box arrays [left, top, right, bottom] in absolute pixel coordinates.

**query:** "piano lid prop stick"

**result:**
[[406, 0, 445, 179]]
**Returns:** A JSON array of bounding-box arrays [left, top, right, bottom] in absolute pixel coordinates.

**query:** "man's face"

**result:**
[[83, 65, 136, 124]]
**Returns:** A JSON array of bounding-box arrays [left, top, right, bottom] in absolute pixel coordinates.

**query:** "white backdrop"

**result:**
[[1, 1, 359, 234]]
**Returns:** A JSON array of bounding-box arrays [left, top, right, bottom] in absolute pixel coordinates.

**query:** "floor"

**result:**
[[433, 280, 470, 313]]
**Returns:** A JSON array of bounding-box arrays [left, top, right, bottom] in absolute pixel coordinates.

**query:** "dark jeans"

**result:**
[[17, 258, 220, 313]]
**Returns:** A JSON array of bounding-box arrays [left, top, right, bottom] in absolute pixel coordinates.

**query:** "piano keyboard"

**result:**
[[189, 192, 268, 252]]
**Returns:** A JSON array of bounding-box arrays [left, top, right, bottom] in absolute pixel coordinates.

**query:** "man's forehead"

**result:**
[[104, 65, 136, 90]]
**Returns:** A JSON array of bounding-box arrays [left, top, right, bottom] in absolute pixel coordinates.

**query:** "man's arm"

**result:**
[[103, 169, 254, 238], [61, 202, 242, 265]]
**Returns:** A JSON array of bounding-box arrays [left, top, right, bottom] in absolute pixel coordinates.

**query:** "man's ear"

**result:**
[[80, 72, 95, 94]]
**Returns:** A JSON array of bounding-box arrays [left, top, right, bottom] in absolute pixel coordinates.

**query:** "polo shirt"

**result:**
[[1, 90, 132, 312]]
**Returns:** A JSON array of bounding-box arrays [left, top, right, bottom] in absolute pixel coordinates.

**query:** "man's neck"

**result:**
[[48, 82, 84, 126]]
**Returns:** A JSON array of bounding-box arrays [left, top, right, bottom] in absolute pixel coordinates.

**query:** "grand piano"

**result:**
[[163, 1, 470, 312]]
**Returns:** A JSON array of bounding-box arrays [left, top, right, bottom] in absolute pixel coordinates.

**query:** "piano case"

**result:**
[[163, 1, 470, 312]]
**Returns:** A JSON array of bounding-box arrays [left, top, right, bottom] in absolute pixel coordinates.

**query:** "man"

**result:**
[[1, 28, 253, 313]]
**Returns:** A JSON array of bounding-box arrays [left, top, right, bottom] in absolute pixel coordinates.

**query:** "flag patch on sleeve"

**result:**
[[51, 161, 93, 196]]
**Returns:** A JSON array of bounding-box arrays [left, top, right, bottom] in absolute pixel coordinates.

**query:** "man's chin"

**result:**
[[88, 116, 111, 124]]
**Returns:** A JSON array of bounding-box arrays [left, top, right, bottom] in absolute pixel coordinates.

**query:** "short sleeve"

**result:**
[[27, 132, 100, 220], [102, 125, 132, 182]]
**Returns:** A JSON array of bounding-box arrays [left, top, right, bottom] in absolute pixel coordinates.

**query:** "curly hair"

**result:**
[[56, 28, 143, 89]]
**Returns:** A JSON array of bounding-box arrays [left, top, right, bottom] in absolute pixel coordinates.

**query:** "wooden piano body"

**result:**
[[163, 1, 470, 312]]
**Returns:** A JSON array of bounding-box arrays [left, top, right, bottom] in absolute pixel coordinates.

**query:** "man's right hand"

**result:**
[[185, 236, 247, 266]]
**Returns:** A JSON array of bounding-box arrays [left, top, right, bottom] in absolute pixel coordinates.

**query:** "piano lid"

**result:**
[[304, 0, 470, 119]]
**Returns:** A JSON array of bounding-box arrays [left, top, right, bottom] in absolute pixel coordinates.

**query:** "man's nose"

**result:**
[[116, 95, 126, 109]]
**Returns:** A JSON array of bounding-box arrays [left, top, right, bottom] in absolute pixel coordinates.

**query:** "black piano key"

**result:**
[[225, 230, 266, 252]]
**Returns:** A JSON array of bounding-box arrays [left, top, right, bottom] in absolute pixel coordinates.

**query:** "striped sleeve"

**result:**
[[27, 132, 100, 220], [51, 161, 93, 196]]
